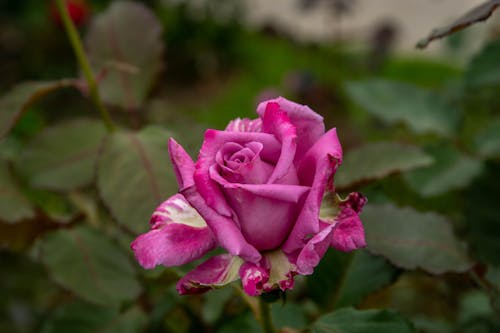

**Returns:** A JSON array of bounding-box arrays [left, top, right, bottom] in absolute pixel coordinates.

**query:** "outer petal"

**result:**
[[225, 118, 262, 132], [131, 194, 216, 269], [295, 222, 336, 275], [194, 130, 282, 217], [168, 138, 195, 190], [257, 97, 325, 162], [177, 254, 243, 295], [261, 102, 297, 183], [182, 185, 261, 263], [282, 128, 343, 254], [330, 192, 367, 252], [239, 262, 269, 296]]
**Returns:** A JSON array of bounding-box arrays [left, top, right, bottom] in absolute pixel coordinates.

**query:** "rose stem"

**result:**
[[258, 297, 277, 333], [55, 0, 115, 133]]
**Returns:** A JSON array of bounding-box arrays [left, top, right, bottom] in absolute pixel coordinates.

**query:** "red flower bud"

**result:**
[[50, 0, 89, 28]]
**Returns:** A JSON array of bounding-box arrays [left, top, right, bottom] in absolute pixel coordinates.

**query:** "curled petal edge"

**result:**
[[131, 194, 216, 269]]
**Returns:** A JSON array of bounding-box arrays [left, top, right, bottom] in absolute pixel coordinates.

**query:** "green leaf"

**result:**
[[336, 142, 433, 191], [26, 189, 78, 223], [15, 119, 106, 191], [97, 126, 177, 233], [0, 80, 74, 139], [474, 118, 500, 158], [308, 250, 398, 309], [486, 265, 500, 290], [41, 302, 146, 333], [38, 226, 141, 305], [86, 1, 164, 109], [403, 144, 483, 197], [345, 79, 459, 136], [465, 162, 500, 265], [271, 302, 308, 329], [216, 313, 260, 333], [202, 288, 234, 324], [465, 38, 500, 87], [312, 308, 416, 333], [362, 203, 473, 274], [0, 160, 35, 223]]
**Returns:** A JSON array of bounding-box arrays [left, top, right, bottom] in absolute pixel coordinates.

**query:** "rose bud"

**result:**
[[131, 97, 367, 296], [50, 0, 89, 28]]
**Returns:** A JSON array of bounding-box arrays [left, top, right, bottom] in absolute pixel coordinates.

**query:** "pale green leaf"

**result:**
[[465, 38, 500, 87], [16, 119, 106, 191], [403, 144, 483, 197], [97, 126, 177, 233], [312, 308, 416, 333], [336, 142, 433, 191], [38, 226, 142, 305], [0, 160, 35, 223], [345, 79, 459, 136], [86, 1, 164, 109], [363, 204, 473, 274], [0, 80, 74, 138], [41, 302, 146, 333]]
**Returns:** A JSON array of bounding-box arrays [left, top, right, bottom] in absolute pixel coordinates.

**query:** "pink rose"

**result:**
[[131, 97, 366, 296]]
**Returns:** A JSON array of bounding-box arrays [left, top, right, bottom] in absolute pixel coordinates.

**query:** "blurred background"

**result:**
[[1, 0, 500, 332]]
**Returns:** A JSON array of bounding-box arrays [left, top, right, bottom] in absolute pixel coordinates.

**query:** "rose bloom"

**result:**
[[132, 97, 366, 296]]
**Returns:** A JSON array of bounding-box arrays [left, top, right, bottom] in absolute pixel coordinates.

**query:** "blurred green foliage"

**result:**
[[1, 1, 500, 333]]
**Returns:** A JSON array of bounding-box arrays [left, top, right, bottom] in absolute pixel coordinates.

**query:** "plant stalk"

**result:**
[[258, 297, 276, 333], [55, 0, 115, 132]]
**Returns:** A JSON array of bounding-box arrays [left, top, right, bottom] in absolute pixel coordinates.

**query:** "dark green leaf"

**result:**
[[38, 226, 141, 305], [363, 203, 473, 274], [0, 80, 74, 138], [312, 307, 416, 333], [15, 119, 106, 191], [474, 118, 500, 158], [345, 80, 459, 136], [465, 162, 500, 265], [41, 302, 146, 333], [465, 38, 500, 87], [271, 302, 308, 329], [403, 144, 483, 197], [86, 1, 164, 109], [97, 126, 177, 233], [486, 265, 500, 290], [0, 160, 35, 223], [202, 288, 234, 324], [216, 313, 260, 333], [26, 189, 78, 223], [336, 142, 433, 191], [308, 250, 398, 309], [416, 1, 500, 49]]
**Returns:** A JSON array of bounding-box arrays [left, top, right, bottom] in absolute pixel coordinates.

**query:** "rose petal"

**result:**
[[131, 194, 216, 269], [330, 192, 367, 252], [182, 185, 261, 263], [282, 128, 343, 254], [168, 138, 195, 190], [239, 262, 269, 296], [194, 130, 282, 217], [177, 254, 243, 295], [225, 118, 262, 132], [257, 97, 325, 162], [295, 222, 336, 275], [209, 165, 309, 250], [209, 166, 308, 202], [261, 102, 297, 184]]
